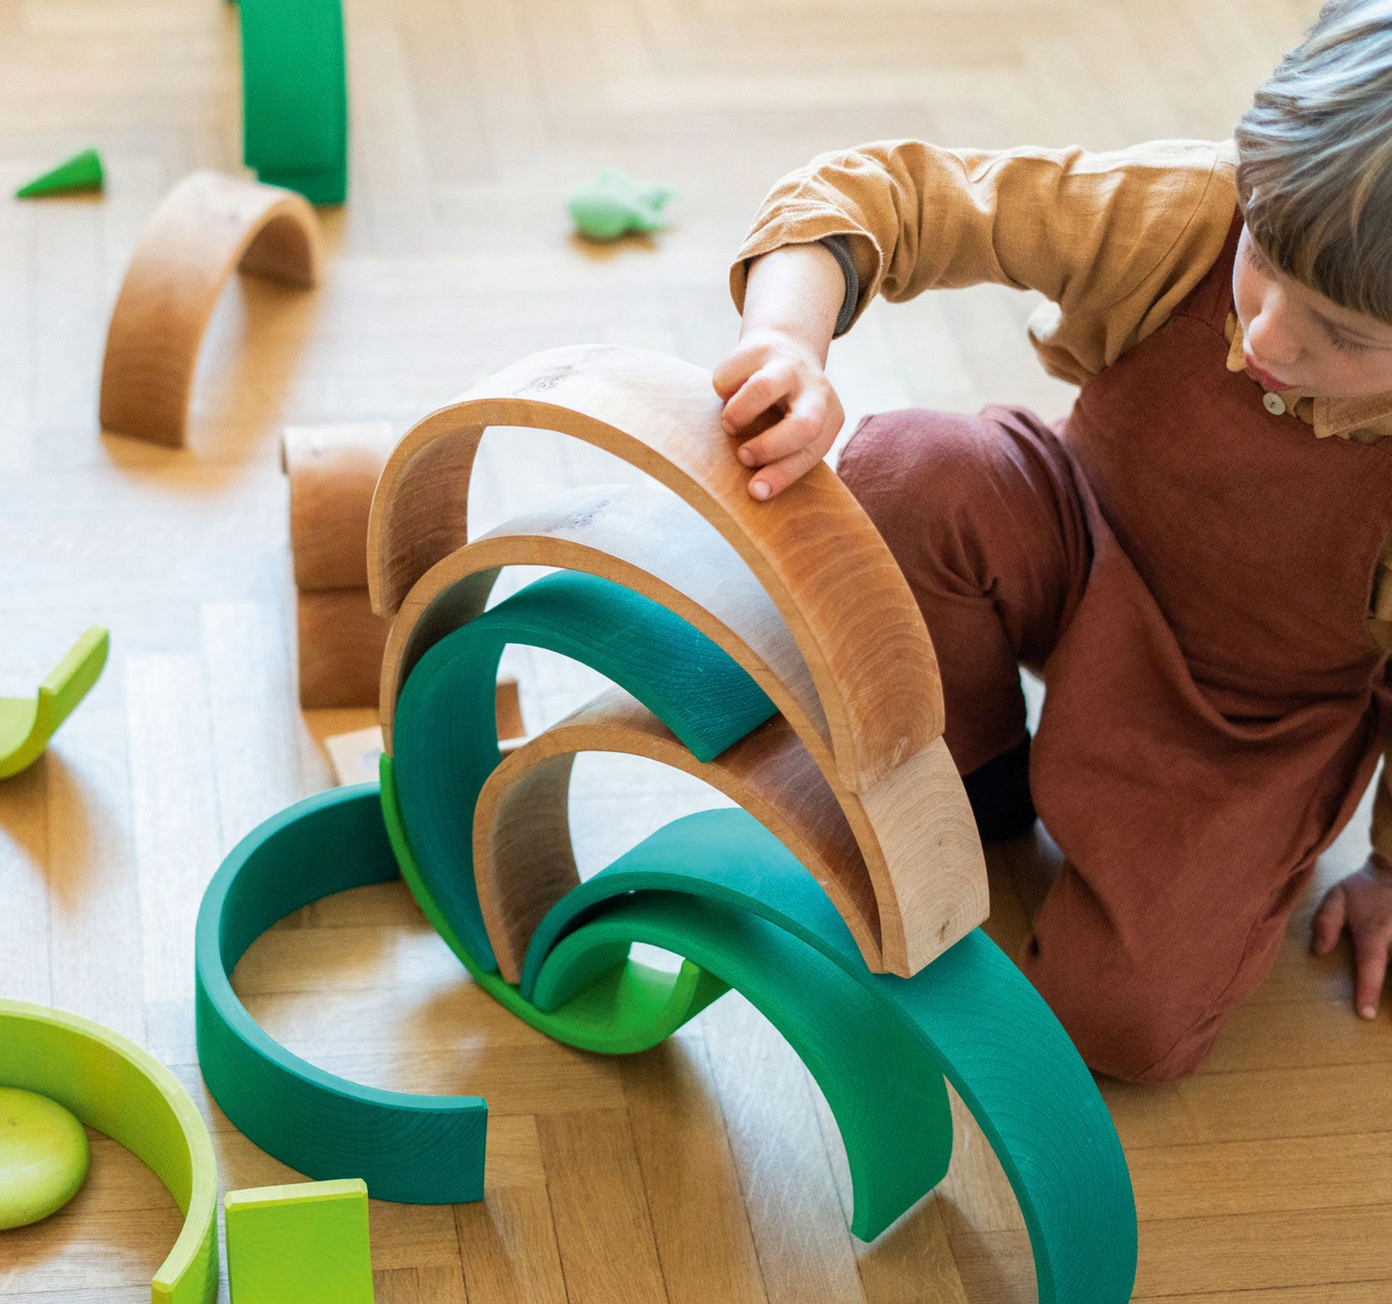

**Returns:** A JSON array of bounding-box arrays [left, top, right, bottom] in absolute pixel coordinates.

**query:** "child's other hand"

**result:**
[[711, 327, 844, 501], [1311, 853, 1392, 1019]]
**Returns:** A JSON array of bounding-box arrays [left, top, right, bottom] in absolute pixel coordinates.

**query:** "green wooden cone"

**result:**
[[15, 149, 104, 198]]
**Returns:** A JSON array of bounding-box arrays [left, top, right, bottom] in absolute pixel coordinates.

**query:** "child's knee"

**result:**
[[1018, 931, 1225, 1083], [838, 409, 995, 554]]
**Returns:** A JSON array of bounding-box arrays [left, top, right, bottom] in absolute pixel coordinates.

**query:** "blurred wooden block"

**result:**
[[99, 170, 321, 448], [282, 423, 397, 592], [297, 589, 392, 709]]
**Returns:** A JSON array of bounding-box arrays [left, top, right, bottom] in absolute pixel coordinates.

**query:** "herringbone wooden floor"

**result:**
[[2, 0, 1390, 1300]]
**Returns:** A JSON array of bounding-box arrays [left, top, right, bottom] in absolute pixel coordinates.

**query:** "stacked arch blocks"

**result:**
[[196, 344, 1138, 1302]]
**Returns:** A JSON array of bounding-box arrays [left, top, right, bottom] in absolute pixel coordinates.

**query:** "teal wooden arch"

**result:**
[[195, 568, 1137, 1299]]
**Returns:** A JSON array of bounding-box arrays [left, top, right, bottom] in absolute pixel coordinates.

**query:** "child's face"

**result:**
[[1232, 223, 1392, 400]]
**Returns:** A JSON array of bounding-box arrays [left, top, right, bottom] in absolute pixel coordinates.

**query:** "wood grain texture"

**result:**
[[380, 482, 986, 976], [282, 423, 396, 592], [99, 170, 320, 448], [474, 686, 876, 982], [297, 589, 392, 709], [367, 343, 946, 795], [7, 0, 1392, 1298]]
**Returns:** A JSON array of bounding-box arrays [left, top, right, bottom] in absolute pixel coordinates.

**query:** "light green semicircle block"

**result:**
[[0, 626, 109, 779], [0, 1000, 218, 1304]]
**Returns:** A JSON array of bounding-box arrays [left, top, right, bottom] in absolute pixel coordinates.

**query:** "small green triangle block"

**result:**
[[15, 149, 104, 199]]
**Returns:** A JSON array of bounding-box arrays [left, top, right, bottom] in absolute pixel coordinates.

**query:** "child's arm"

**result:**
[[718, 138, 1232, 497], [712, 242, 847, 499], [728, 138, 1232, 364]]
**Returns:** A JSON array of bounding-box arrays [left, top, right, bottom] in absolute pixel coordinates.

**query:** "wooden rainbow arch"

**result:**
[[367, 343, 989, 978]]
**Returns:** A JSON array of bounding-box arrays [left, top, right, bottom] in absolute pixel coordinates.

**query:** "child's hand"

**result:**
[[712, 327, 844, 501], [1311, 854, 1392, 1019]]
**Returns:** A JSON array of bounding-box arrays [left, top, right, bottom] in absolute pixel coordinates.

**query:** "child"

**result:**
[[714, 0, 1392, 1081]]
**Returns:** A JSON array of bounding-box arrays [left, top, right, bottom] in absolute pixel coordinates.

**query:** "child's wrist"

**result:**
[[1369, 849, 1392, 882]]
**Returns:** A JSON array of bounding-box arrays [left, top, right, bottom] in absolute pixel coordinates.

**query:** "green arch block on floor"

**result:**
[[0, 626, 109, 779], [196, 566, 1136, 1299], [239, 0, 347, 203], [195, 782, 488, 1204], [195, 779, 725, 1204], [521, 806, 1137, 1289]]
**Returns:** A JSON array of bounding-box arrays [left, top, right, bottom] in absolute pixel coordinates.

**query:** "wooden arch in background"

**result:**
[[99, 170, 321, 447]]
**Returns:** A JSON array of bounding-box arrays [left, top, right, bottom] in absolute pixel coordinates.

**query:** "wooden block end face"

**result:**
[[225, 1178, 373, 1304], [283, 423, 396, 591]]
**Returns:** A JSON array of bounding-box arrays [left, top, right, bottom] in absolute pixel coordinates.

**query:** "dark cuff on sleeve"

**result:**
[[819, 234, 859, 338]]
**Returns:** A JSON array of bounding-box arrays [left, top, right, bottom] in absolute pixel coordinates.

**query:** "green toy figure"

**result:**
[[567, 167, 676, 241]]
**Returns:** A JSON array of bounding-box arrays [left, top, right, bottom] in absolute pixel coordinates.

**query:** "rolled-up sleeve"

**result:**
[[728, 137, 1234, 380]]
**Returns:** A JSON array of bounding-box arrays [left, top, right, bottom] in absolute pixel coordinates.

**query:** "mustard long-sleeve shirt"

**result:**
[[728, 136, 1392, 862]]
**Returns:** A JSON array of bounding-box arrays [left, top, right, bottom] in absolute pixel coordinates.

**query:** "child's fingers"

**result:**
[[747, 439, 827, 502], [1353, 930, 1391, 1019], [735, 390, 828, 468], [711, 346, 761, 400], [1311, 884, 1347, 955], [721, 361, 796, 433]]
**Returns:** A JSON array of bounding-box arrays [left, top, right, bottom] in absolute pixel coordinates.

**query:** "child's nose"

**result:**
[[1246, 310, 1302, 368]]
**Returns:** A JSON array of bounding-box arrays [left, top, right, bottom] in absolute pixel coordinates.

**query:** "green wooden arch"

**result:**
[[195, 568, 1137, 1299], [0, 999, 218, 1304]]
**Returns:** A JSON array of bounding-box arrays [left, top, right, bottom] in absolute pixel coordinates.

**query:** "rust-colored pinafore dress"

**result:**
[[840, 209, 1392, 1081], [1023, 210, 1392, 1079]]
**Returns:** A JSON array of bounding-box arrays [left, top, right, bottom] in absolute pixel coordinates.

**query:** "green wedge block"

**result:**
[[15, 149, 104, 199]]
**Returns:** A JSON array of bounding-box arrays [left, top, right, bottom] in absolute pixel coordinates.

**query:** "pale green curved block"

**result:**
[[0, 1000, 218, 1304], [0, 626, 108, 779], [0, 1086, 90, 1230], [567, 166, 676, 240]]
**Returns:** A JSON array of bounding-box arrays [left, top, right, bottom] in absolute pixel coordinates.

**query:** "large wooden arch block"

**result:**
[[369, 345, 989, 978], [380, 482, 981, 977], [368, 343, 943, 794], [99, 170, 321, 448]]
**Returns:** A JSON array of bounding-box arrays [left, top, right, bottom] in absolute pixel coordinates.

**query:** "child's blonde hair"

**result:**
[[1234, 0, 1392, 324]]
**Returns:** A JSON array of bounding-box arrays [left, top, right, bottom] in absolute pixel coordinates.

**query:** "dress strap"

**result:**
[[1175, 205, 1244, 332]]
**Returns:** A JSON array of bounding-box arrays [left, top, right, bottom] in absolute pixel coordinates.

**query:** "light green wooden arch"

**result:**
[[0, 1000, 218, 1304], [0, 627, 108, 779]]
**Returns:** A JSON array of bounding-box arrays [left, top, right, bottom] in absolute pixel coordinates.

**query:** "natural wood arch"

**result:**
[[367, 343, 943, 795], [380, 484, 987, 976], [378, 482, 828, 761], [474, 688, 877, 983], [99, 170, 321, 447]]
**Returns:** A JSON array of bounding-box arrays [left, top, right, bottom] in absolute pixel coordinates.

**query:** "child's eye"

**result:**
[[1321, 320, 1367, 354]]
